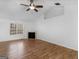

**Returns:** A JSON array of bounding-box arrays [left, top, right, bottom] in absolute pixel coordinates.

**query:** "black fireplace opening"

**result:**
[[28, 32, 35, 39]]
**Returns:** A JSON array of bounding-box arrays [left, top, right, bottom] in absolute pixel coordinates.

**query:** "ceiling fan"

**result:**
[[20, 0, 43, 12]]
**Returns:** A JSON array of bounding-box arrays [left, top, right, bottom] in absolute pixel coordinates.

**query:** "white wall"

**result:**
[[36, 0, 78, 50], [0, 18, 35, 42]]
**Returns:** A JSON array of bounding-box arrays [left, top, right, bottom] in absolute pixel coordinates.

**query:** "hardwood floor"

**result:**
[[0, 39, 78, 59]]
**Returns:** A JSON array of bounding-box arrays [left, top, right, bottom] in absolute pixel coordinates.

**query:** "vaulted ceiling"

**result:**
[[0, 0, 64, 21]]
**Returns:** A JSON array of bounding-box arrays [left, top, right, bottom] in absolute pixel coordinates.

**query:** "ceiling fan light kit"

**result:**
[[29, 6, 35, 10]]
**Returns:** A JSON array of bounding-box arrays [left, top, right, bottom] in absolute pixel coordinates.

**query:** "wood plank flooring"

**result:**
[[0, 39, 78, 59]]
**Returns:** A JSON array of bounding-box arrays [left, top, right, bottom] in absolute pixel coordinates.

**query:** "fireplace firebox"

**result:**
[[28, 32, 35, 39]]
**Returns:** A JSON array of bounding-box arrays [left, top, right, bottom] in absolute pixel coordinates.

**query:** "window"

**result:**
[[10, 23, 23, 35]]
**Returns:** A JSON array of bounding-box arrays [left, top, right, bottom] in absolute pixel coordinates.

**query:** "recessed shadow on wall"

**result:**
[[44, 6, 64, 19]]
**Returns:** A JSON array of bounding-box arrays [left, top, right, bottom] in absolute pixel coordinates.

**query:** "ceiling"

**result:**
[[0, 0, 64, 21]]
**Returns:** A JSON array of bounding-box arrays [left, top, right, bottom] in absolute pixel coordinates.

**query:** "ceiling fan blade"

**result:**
[[34, 9, 38, 12], [35, 5, 43, 8], [30, 0, 33, 4], [20, 4, 29, 7], [26, 8, 30, 11]]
